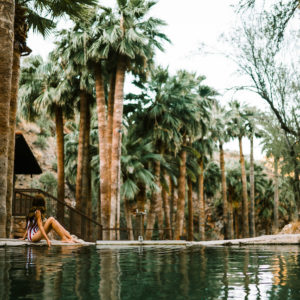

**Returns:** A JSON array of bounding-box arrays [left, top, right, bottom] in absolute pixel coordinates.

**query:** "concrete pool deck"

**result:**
[[0, 238, 94, 247], [95, 234, 300, 247], [1, 234, 300, 247]]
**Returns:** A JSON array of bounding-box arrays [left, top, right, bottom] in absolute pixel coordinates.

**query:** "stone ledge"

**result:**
[[2, 234, 300, 248], [96, 240, 188, 246], [0, 238, 94, 246], [190, 234, 300, 246]]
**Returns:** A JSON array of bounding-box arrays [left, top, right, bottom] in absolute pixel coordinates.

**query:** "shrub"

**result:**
[[38, 172, 57, 195], [33, 136, 47, 150]]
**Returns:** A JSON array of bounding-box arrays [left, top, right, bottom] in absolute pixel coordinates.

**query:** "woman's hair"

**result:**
[[26, 194, 46, 226]]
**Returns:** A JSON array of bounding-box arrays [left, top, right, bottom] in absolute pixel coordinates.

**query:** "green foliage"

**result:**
[[52, 161, 57, 172], [21, 0, 97, 37], [36, 115, 54, 137], [204, 162, 221, 198], [31, 172, 57, 197], [33, 135, 48, 150]]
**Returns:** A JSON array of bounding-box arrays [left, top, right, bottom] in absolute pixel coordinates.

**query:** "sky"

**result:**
[[27, 0, 270, 159]]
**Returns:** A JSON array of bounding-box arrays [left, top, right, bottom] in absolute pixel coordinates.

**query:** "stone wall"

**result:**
[[12, 216, 26, 238]]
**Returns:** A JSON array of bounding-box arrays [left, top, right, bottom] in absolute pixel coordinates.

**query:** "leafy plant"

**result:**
[[33, 136, 48, 150]]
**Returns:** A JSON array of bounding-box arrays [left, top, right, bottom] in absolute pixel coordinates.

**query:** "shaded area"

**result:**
[[14, 132, 42, 175]]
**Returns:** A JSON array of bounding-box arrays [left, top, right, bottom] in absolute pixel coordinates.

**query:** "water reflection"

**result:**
[[0, 245, 300, 299], [99, 250, 120, 300]]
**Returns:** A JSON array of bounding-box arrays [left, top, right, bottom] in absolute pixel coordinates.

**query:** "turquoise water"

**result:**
[[0, 245, 300, 299]]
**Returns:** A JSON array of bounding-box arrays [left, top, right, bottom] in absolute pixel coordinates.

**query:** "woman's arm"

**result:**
[[35, 210, 51, 247]]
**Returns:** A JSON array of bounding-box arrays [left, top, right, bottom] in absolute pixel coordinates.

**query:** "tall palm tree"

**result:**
[[189, 85, 216, 241], [121, 127, 160, 240], [53, 28, 95, 232], [4, 0, 96, 238], [0, 0, 14, 238], [210, 103, 233, 239], [193, 136, 214, 241], [246, 107, 262, 237], [172, 71, 211, 240], [18, 55, 76, 223], [260, 115, 286, 232], [228, 100, 252, 238], [94, 1, 169, 240], [128, 67, 181, 240], [63, 2, 169, 239], [226, 164, 243, 238]]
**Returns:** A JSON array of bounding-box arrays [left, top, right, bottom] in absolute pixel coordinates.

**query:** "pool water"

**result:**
[[0, 245, 300, 299]]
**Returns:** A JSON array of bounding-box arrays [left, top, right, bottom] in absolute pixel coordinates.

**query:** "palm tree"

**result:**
[[3, 0, 96, 238], [18, 55, 76, 223], [210, 103, 232, 239], [226, 164, 242, 238], [228, 100, 252, 238], [260, 115, 286, 232], [191, 85, 216, 241], [94, 1, 169, 240], [126, 67, 181, 240], [53, 28, 96, 232], [121, 126, 160, 240], [0, 0, 14, 238], [62, 2, 169, 239], [137, 69, 191, 240], [172, 71, 211, 240], [246, 107, 262, 237], [193, 136, 214, 241], [254, 165, 275, 235]]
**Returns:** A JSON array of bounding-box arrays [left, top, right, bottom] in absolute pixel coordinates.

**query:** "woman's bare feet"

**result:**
[[61, 237, 75, 243]]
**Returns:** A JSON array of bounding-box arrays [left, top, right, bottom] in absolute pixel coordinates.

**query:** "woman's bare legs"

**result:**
[[31, 217, 76, 243]]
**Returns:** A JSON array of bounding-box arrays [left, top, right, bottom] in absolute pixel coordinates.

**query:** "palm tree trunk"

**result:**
[[107, 71, 115, 205], [137, 184, 146, 238], [187, 179, 193, 241], [81, 100, 90, 210], [110, 57, 126, 240], [5, 47, 20, 238], [82, 101, 91, 240], [162, 172, 172, 239], [0, 0, 14, 238], [108, 72, 116, 238], [219, 142, 228, 240], [273, 157, 279, 232], [145, 160, 161, 240], [174, 144, 187, 240], [227, 192, 234, 239], [170, 179, 177, 236], [75, 90, 87, 211], [292, 158, 299, 222], [115, 136, 121, 240], [86, 152, 92, 240], [198, 159, 205, 241], [55, 105, 65, 225], [124, 198, 134, 240], [239, 136, 249, 238], [234, 210, 239, 239], [95, 66, 110, 240], [249, 135, 255, 237], [157, 179, 164, 239], [75, 90, 88, 237]]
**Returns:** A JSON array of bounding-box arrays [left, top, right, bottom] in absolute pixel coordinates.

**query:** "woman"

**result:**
[[21, 194, 77, 246]]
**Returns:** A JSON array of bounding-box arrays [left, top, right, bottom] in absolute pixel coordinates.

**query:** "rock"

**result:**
[[280, 222, 300, 234]]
